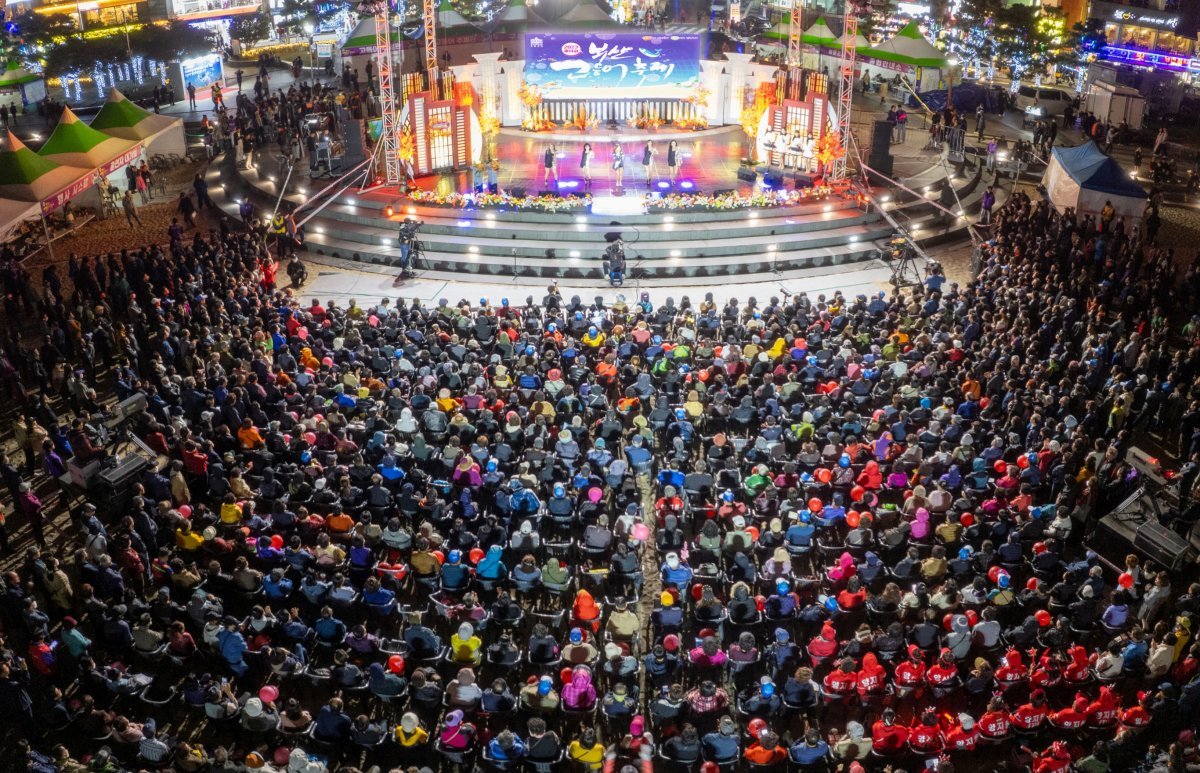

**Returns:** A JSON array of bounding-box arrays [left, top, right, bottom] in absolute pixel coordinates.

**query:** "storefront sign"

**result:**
[[1094, 1, 1179, 30], [1100, 45, 1200, 73]]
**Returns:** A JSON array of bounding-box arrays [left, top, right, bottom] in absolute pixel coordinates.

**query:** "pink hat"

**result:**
[[259, 685, 279, 703]]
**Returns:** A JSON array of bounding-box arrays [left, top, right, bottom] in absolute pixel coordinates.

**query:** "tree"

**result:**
[[1070, 18, 1107, 59], [128, 21, 216, 61], [954, 0, 1004, 68], [229, 12, 272, 47], [859, 0, 896, 41], [740, 82, 775, 164], [993, 6, 1067, 83], [10, 12, 78, 67], [44, 36, 128, 76], [279, 0, 337, 38]]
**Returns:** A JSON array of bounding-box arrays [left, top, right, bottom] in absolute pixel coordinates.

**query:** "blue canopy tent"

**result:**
[[1042, 141, 1145, 219]]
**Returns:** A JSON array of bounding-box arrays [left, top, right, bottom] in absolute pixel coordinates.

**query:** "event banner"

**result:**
[[523, 32, 702, 99]]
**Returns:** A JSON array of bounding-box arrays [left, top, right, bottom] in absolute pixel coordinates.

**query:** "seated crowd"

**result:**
[[1, 187, 1200, 773]]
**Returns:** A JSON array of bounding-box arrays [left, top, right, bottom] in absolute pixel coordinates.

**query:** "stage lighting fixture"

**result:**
[[657, 182, 670, 189], [385, 205, 395, 217], [680, 181, 694, 190], [457, 220, 471, 227]]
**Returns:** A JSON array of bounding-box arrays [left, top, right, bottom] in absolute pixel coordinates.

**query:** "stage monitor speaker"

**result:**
[[872, 121, 894, 154], [1133, 519, 1195, 571], [736, 166, 758, 183], [762, 171, 784, 188], [509, 187, 526, 198], [794, 173, 816, 189]]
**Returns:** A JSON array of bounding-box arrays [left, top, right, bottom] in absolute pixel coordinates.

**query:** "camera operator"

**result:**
[[604, 239, 626, 287]]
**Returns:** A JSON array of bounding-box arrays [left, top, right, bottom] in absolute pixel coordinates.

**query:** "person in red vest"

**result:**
[[894, 644, 926, 698], [1086, 684, 1120, 730], [944, 713, 979, 751], [856, 652, 886, 699], [823, 657, 858, 699], [908, 709, 943, 755], [871, 708, 909, 753], [1011, 688, 1049, 732], [1118, 690, 1152, 733], [1031, 740, 1073, 773], [926, 648, 959, 693], [995, 648, 1029, 692], [1049, 694, 1088, 731], [978, 696, 1011, 740]]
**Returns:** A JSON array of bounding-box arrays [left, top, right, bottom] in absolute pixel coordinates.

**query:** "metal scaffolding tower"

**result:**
[[832, 9, 858, 181], [370, 0, 402, 186], [787, 0, 802, 68], [423, 0, 439, 98]]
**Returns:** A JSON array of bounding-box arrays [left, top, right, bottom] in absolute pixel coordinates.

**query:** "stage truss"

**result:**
[[832, 10, 857, 181]]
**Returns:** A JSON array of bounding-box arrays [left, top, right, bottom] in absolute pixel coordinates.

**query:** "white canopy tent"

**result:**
[[1043, 141, 1146, 219]]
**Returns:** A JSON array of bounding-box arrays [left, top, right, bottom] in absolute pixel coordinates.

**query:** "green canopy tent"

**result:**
[[38, 106, 139, 169], [0, 131, 93, 250], [90, 88, 187, 157], [0, 61, 46, 108], [865, 20, 948, 91]]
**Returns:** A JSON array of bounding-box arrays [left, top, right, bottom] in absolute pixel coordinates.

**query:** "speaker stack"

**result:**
[[866, 120, 894, 185]]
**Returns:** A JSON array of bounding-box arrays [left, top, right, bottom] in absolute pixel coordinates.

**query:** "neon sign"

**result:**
[[1099, 45, 1200, 73], [1111, 9, 1179, 29]]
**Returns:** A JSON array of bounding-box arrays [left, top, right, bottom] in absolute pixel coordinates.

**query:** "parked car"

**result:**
[[1015, 85, 1073, 125]]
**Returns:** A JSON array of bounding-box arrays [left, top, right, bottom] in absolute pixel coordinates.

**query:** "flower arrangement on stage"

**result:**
[[648, 186, 832, 212], [407, 189, 593, 213], [628, 104, 665, 130], [570, 106, 599, 132], [478, 106, 501, 138], [405, 186, 835, 213], [674, 116, 708, 131]]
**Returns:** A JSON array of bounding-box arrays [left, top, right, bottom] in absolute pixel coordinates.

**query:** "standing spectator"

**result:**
[[122, 189, 143, 229]]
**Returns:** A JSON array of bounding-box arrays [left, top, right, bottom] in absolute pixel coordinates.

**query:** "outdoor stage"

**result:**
[[411, 126, 755, 200], [213, 119, 988, 288]]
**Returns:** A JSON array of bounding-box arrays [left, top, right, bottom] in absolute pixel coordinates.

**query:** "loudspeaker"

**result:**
[[763, 171, 784, 188], [794, 173, 816, 189], [736, 166, 758, 182], [872, 120, 893, 154], [866, 155, 893, 186], [509, 187, 526, 198], [1134, 519, 1195, 571]]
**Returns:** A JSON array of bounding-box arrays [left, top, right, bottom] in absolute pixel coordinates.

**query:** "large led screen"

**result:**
[[523, 32, 702, 99]]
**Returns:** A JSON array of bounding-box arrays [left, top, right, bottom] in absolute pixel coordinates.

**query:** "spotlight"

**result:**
[[385, 205, 394, 218]]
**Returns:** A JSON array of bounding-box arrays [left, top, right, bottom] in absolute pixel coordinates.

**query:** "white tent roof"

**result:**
[[559, 2, 613, 23], [839, 29, 870, 49], [803, 17, 837, 46], [89, 88, 182, 144], [872, 20, 947, 68]]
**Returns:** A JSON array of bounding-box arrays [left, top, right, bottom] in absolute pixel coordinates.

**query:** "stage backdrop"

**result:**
[[523, 32, 702, 99]]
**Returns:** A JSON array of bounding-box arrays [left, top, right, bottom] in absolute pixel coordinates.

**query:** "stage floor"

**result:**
[[410, 125, 756, 199]]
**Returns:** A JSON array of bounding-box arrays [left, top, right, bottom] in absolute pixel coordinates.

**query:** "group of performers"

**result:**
[[542, 139, 683, 191], [762, 129, 820, 173]]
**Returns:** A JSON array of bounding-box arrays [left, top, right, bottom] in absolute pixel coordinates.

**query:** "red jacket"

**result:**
[[871, 721, 909, 752], [1049, 706, 1087, 731], [944, 724, 979, 751], [1033, 750, 1072, 773], [978, 710, 1011, 738], [1119, 705, 1151, 730], [926, 661, 958, 686], [895, 657, 926, 687], [824, 669, 857, 696], [1011, 702, 1048, 731], [1087, 688, 1120, 727], [856, 653, 886, 697], [908, 722, 942, 753]]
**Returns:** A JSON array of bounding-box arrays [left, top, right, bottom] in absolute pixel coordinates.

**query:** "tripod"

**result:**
[[399, 236, 426, 278], [886, 238, 923, 290]]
